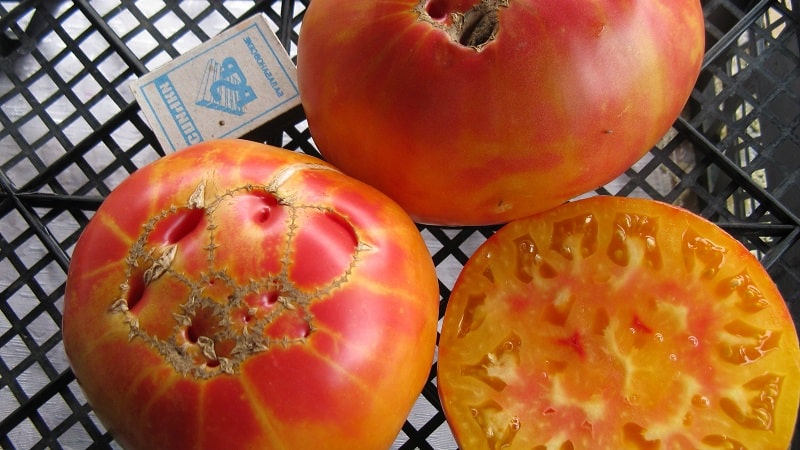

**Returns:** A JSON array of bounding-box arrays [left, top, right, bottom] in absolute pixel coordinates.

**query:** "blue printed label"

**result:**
[[195, 57, 257, 116], [243, 37, 284, 99], [131, 14, 300, 152], [155, 75, 202, 145]]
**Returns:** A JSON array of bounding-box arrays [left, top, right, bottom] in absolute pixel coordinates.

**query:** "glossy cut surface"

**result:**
[[62, 140, 439, 450], [438, 196, 800, 449]]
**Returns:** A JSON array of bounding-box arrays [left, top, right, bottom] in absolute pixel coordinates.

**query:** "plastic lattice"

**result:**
[[1, 0, 798, 449]]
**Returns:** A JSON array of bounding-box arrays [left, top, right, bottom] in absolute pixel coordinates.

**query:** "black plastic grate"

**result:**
[[1, 0, 798, 449]]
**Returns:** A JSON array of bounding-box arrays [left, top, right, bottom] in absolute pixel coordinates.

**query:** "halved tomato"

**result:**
[[438, 196, 800, 449]]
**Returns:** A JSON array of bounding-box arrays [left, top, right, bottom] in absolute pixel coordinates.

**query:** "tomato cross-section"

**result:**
[[438, 196, 800, 449]]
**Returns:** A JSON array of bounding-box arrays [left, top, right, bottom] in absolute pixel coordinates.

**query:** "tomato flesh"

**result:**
[[438, 196, 800, 449]]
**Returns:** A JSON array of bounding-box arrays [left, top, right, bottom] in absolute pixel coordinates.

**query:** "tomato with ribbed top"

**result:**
[[62, 139, 439, 450]]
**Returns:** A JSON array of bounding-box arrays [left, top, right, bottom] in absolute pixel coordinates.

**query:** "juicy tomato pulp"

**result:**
[[438, 196, 800, 449]]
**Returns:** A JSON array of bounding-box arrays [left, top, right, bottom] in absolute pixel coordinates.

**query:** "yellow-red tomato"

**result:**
[[62, 140, 439, 450], [438, 196, 800, 449], [297, 0, 705, 226]]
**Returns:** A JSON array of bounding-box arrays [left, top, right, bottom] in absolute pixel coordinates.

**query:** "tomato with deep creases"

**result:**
[[62, 139, 440, 450], [438, 196, 800, 449], [297, 0, 705, 226]]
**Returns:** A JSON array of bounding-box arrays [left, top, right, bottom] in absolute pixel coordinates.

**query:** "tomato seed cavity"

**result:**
[[622, 422, 660, 448], [417, 0, 505, 50]]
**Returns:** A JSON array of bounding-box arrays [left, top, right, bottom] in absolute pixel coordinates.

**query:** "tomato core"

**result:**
[[416, 0, 505, 49]]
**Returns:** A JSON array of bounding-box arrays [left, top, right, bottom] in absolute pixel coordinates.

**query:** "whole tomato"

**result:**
[[62, 139, 439, 450], [297, 0, 705, 226], [438, 196, 800, 449]]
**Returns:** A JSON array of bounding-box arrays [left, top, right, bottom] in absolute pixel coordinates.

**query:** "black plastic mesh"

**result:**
[[0, 0, 798, 448]]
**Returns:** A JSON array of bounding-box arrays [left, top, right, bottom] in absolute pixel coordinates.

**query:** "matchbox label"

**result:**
[[131, 15, 299, 152], [243, 36, 285, 99], [155, 74, 202, 145], [195, 57, 257, 116]]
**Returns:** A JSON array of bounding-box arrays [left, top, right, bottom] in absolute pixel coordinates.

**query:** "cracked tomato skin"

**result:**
[[438, 196, 800, 449], [62, 139, 439, 450], [297, 0, 705, 226]]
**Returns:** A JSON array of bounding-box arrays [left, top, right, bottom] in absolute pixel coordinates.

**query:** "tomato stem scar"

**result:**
[[415, 0, 509, 51]]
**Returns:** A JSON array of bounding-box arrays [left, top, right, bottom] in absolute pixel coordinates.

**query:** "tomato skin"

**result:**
[[297, 0, 705, 226], [438, 196, 800, 449], [62, 139, 439, 450]]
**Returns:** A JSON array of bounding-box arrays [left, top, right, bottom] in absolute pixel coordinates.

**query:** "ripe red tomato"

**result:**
[[297, 0, 705, 226], [62, 139, 439, 450], [438, 196, 800, 449]]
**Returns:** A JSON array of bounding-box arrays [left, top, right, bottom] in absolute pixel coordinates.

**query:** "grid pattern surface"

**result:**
[[1, 0, 798, 448]]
